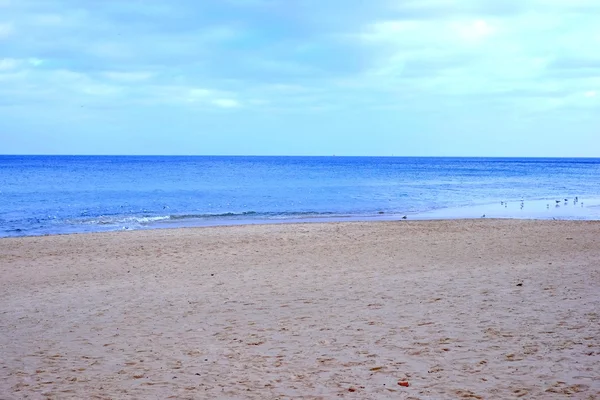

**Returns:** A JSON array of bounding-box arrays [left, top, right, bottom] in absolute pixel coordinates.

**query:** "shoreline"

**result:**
[[3, 195, 600, 239], [2, 219, 599, 398], [2, 215, 600, 241]]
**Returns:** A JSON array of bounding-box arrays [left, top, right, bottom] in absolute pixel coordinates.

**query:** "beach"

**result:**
[[1, 220, 599, 399]]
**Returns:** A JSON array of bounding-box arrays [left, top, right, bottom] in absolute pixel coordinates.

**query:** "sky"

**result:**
[[0, 0, 599, 156]]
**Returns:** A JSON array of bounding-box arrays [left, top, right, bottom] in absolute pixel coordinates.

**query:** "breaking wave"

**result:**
[[69, 210, 346, 227]]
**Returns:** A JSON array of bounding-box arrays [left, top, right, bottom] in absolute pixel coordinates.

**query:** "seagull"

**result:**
[[555, 200, 561, 204], [402, 215, 407, 220]]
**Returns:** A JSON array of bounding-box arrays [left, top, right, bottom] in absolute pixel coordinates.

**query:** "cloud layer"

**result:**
[[1, 0, 599, 155]]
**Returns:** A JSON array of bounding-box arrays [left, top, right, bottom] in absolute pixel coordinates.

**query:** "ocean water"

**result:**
[[1, 156, 599, 237]]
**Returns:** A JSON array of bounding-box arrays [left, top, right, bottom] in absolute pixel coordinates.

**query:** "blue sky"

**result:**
[[1, 0, 599, 156]]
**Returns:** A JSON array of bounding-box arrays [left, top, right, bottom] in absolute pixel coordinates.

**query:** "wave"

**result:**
[[74, 215, 171, 226], [1, 210, 358, 237], [168, 211, 343, 220], [169, 211, 258, 220], [69, 210, 349, 227]]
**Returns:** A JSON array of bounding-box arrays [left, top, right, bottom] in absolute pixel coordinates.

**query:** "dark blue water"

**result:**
[[1, 156, 599, 237]]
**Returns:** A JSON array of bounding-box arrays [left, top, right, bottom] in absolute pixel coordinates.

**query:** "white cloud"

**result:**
[[0, 58, 43, 73], [0, 58, 19, 70], [453, 19, 495, 42], [131, 86, 244, 109], [0, 22, 13, 39], [0, 68, 126, 105], [28, 58, 44, 66], [1, 0, 599, 118], [351, 2, 600, 114], [187, 88, 214, 100], [185, 88, 241, 108], [211, 98, 240, 108]]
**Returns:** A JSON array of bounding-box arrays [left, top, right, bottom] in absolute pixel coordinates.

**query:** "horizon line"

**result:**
[[1, 154, 599, 159]]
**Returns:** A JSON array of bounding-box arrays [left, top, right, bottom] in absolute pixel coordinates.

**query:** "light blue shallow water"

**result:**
[[1, 156, 599, 237]]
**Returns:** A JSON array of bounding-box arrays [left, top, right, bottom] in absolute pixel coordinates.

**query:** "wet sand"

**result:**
[[1, 220, 599, 399]]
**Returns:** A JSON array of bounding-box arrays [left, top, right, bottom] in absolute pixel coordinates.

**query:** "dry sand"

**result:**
[[1, 219, 599, 399]]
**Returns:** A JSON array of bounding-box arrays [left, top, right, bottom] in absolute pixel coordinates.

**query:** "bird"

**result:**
[[555, 200, 561, 204], [481, 214, 486, 218], [402, 215, 407, 220]]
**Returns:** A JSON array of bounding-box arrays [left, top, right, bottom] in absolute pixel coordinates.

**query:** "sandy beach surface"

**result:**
[[1, 220, 599, 399]]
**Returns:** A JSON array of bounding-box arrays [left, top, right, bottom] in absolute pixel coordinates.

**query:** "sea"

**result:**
[[1, 156, 600, 237]]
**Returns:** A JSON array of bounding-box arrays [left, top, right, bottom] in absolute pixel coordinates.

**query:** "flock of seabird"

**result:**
[[483, 197, 584, 218], [547, 196, 582, 209], [403, 197, 586, 220]]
